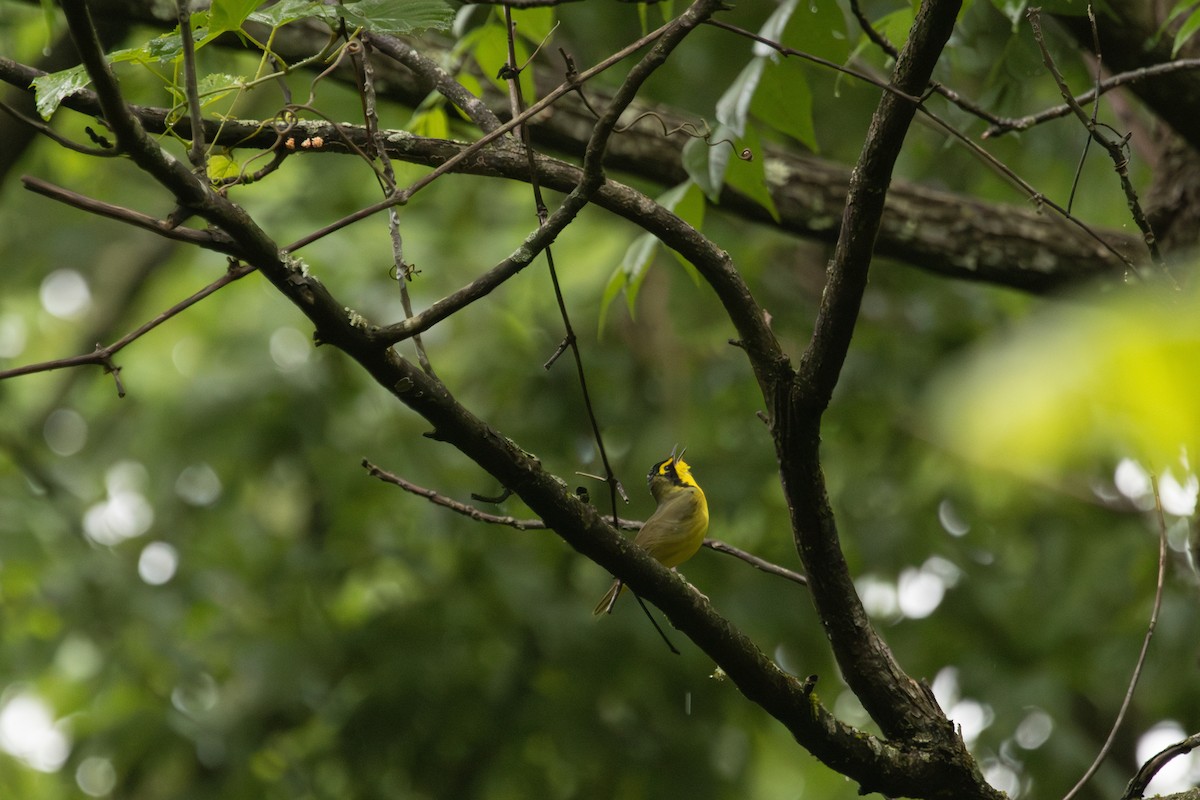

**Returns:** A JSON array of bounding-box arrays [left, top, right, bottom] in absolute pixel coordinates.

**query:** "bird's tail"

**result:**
[[593, 579, 625, 616]]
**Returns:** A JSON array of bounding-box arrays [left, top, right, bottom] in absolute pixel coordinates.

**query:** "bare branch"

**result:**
[[363, 459, 808, 588], [704, 540, 808, 587], [1063, 476, 1171, 800], [0, 262, 254, 385], [711, 19, 1137, 275], [364, 31, 503, 133], [0, 52, 1139, 291], [1027, 8, 1165, 276], [984, 58, 1200, 138], [21, 176, 241, 254]]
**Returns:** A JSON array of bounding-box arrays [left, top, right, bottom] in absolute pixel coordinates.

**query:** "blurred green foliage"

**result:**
[[0, 1, 1196, 799]]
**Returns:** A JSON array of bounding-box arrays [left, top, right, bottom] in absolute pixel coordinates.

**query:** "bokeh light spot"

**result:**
[[39, 269, 92, 319], [138, 541, 179, 585], [176, 463, 222, 507], [0, 690, 69, 772], [44, 409, 87, 456]]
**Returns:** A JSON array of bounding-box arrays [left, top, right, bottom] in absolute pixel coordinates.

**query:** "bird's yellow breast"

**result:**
[[633, 483, 708, 569]]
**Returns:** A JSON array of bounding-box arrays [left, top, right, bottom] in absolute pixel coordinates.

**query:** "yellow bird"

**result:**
[[593, 449, 709, 615]]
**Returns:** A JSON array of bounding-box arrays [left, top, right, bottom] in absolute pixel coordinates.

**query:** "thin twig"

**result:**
[[357, 36, 437, 376], [846, 0, 1009, 128], [362, 459, 807, 586], [501, 6, 622, 529], [282, 19, 679, 254], [705, 539, 807, 586], [848, 0, 898, 58], [705, 18, 923, 105], [0, 262, 255, 385], [1061, 476, 1170, 800], [710, 18, 1138, 274], [0, 98, 121, 156], [21, 176, 241, 254], [1026, 8, 1165, 276], [364, 32, 503, 133], [984, 58, 1200, 139]]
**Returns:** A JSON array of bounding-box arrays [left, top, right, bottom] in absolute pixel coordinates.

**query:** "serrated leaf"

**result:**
[[715, 57, 764, 137], [32, 64, 90, 119], [207, 153, 242, 181], [145, 30, 188, 62], [196, 73, 243, 109], [209, 0, 263, 35], [248, 0, 338, 28], [32, 41, 179, 118], [337, 0, 454, 35]]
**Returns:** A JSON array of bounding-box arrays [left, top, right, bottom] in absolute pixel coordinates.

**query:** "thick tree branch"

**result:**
[[39, 0, 1002, 795], [0, 6, 1140, 291], [774, 6, 997, 791]]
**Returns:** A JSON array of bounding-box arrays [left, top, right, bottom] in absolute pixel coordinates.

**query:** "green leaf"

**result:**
[[926, 282, 1200, 477], [248, 0, 338, 28], [31, 64, 90, 119], [681, 135, 715, 202], [336, 0, 454, 35], [143, 30, 188, 62], [751, 58, 816, 151], [196, 73, 244, 109], [598, 234, 658, 333], [759, 0, 798, 42], [467, 20, 534, 98], [873, 7, 916, 49], [1173, 5, 1200, 56], [511, 7, 554, 44], [681, 122, 738, 203], [715, 57, 764, 138], [209, 0, 263, 36], [782, 0, 850, 63], [659, 181, 706, 279], [411, 106, 449, 139], [721, 124, 779, 222], [599, 181, 709, 332], [31, 38, 185, 118], [207, 153, 242, 182]]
